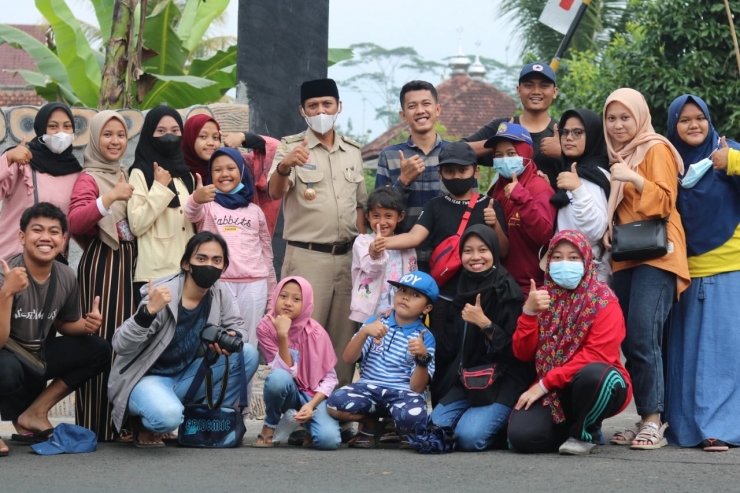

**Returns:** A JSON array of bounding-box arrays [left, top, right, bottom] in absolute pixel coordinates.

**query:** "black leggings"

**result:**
[[0, 335, 111, 421], [508, 362, 629, 454]]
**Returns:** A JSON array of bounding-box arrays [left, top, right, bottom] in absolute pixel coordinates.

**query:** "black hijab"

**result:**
[[130, 105, 194, 207], [550, 108, 611, 209], [26, 102, 81, 176]]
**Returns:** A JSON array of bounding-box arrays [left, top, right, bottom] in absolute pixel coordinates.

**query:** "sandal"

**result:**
[[10, 428, 54, 445], [630, 421, 668, 450], [132, 418, 165, 448], [252, 433, 276, 448], [159, 432, 178, 444], [701, 438, 729, 452], [610, 422, 640, 445], [348, 430, 379, 449]]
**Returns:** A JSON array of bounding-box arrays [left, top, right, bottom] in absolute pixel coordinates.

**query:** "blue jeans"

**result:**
[[613, 264, 675, 416], [262, 369, 341, 450], [128, 345, 259, 433], [431, 399, 512, 451]]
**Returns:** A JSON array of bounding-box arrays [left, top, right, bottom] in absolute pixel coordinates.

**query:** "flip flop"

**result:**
[[701, 438, 729, 452], [10, 428, 54, 444], [131, 418, 165, 448]]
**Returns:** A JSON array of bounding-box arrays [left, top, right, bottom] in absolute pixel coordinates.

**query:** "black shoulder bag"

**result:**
[[611, 215, 669, 262], [459, 322, 498, 407]]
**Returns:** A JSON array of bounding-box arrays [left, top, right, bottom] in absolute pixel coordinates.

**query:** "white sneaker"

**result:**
[[559, 437, 599, 455]]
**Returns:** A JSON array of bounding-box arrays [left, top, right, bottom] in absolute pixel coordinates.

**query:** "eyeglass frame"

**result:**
[[559, 128, 585, 140]]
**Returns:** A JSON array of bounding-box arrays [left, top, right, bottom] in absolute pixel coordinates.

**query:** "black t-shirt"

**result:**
[[463, 116, 561, 186], [148, 297, 210, 376], [416, 194, 506, 299]]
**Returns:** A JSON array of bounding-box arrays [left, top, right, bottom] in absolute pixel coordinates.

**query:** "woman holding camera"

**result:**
[[108, 232, 259, 447]]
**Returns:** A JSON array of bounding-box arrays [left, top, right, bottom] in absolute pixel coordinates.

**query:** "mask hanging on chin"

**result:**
[[679, 157, 713, 188], [189, 265, 223, 289], [302, 103, 341, 135], [41, 132, 74, 154]]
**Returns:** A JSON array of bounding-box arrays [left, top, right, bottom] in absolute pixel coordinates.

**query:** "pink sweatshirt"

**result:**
[[0, 153, 79, 259], [184, 195, 276, 293]]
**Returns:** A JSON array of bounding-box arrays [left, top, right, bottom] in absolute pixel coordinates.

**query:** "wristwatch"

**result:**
[[415, 352, 433, 367], [481, 324, 495, 337]]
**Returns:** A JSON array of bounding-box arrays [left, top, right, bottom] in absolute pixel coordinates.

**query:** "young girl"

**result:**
[[350, 187, 417, 324], [254, 277, 341, 450], [184, 147, 276, 347]]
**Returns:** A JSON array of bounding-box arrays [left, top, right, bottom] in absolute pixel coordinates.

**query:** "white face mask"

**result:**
[[302, 103, 341, 135], [41, 132, 74, 154]]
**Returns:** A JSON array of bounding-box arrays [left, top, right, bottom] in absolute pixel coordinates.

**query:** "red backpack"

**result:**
[[429, 193, 479, 288]]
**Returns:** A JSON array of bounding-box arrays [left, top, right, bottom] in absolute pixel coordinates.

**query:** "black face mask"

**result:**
[[442, 176, 476, 197], [151, 133, 183, 156], [189, 265, 223, 289]]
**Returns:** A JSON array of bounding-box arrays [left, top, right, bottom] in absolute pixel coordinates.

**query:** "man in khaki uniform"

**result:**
[[268, 78, 367, 386]]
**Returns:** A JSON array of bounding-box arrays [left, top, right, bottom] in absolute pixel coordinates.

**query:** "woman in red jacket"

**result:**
[[507, 229, 632, 455]]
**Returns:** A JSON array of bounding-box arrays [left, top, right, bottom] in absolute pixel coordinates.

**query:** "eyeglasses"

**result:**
[[560, 128, 585, 140]]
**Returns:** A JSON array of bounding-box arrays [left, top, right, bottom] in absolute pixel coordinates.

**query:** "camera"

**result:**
[[201, 324, 243, 354]]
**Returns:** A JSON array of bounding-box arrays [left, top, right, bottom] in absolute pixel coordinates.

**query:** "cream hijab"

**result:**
[[603, 88, 684, 222], [82, 111, 129, 250]]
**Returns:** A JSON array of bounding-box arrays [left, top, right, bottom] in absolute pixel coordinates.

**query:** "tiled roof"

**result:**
[[0, 25, 46, 87], [362, 74, 517, 160]]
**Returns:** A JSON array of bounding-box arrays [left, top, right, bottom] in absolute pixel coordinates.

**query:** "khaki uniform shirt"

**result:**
[[269, 128, 367, 244]]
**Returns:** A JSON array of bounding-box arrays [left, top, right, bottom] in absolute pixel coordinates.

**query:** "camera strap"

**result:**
[[183, 349, 248, 410]]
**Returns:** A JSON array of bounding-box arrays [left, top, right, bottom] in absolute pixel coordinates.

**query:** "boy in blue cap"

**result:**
[[327, 271, 438, 448]]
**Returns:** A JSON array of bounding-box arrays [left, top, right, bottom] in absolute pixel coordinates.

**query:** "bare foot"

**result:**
[[135, 429, 164, 447], [0, 438, 8, 455], [15, 412, 53, 435]]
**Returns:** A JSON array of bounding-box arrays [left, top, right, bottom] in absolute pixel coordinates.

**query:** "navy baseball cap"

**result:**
[[519, 62, 556, 85], [388, 271, 439, 304], [438, 142, 476, 167], [483, 122, 534, 149], [31, 423, 97, 455]]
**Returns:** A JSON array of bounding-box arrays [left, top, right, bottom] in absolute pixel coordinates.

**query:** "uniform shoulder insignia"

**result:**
[[283, 131, 306, 144], [341, 135, 362, 149]]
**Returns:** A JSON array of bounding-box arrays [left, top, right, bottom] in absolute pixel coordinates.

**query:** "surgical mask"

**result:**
[[679, 157, 713, 189], [151, 134, 182, 156], [215, 183, 245, 195], [304, 113, 338, 135], [442, 176, 476, 197], [189, 265, 223, 289], [493, 156, 526, 179], [41, 132, 73, 154], [548, 260, 584, 290]]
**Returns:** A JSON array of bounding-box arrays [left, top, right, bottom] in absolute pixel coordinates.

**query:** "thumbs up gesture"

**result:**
[[0, 259, 29, 296], [408, 328, 428, 357], [483, 198, 498, 227], [524, 279, 551, 313], [368, 224, 386, 259], [267, 313, 292, 339], [556, 161, 582, 191], [106, 172, 135, 205], [461, 293, 491, 328], [712, 136, 731, 171], [145, 279, 172, 316], [280, 136, 310, 169], [83, 296, 103, 334], [153, 162, 172, 187], [398, 150, 425, 187], [504, 171, 519, 198], [539, 123, 561, 158], [5, 136, 32, 166], [362, 313, 389, 340], [193, 172, 216, 204]]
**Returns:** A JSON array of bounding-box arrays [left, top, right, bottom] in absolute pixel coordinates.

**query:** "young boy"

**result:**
[[327, 271, 439, 448]]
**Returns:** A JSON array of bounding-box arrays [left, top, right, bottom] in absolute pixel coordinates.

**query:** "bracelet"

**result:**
[[276, 163, 291, 177]]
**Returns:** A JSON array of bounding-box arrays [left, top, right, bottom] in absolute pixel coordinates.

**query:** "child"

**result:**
[[350, 187, 417, 324], [184, 147, 276, 347], [253, 276, 341, 450], [327, 271, 438, 448]]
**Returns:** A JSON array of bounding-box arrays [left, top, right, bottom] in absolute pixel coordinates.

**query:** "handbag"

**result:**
[[4, 264, 57, 377], [430, 193, 479, 288], [178, 349, 248, 448], [459, 322, 498, 407], [611, 216, 669, 262]]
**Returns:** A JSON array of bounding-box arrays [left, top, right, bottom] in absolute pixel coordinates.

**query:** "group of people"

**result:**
[[0, 61, 737, 457]]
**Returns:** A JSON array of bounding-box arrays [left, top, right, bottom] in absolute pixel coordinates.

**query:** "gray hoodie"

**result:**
[[108, 273, 247, 431]]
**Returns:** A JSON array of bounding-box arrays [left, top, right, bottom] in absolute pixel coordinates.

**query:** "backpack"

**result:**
[[429, 193, 479, 288]]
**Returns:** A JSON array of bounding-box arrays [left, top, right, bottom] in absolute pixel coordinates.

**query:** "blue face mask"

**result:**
[[679, 157, 713, 189], [548, 260, 584, 290], [493, 156, 525, 179]]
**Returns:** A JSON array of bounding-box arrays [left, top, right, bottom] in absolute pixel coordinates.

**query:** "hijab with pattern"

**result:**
[[207, 147, 254, 210], [182, 114, 221, 181], [129, 105, 194, 208], [27, 102, 81, 176], [82, 110, 129, 250]]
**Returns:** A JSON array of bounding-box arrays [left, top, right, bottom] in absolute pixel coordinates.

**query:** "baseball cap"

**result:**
[[438, 142, 476, 166], [388, 271, 439, 304], [31, 423, 98, 455], [519, 62, 557, 85], [483, 122, 534, 149]]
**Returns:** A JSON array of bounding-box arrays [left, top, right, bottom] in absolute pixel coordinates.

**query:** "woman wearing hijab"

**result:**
[[127, 105, 195, 302], [0, 102, 81, 261], [429, 224, 530, 451], [254, 276, 341, 450], [551, 109, 612, 283], [602, 88, 689, 450], [182, 114, 221, 181], [664, 95, 740, 451], [508, 230, 632, 455], [68, 111, 136, 441]]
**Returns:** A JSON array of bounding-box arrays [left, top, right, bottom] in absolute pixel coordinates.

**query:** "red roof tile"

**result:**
[[0, 25, 47, 87]]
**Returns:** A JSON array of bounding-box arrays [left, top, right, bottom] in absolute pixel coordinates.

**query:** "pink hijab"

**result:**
[[256, 276, 337, 392], [603, 88, 684, 222]]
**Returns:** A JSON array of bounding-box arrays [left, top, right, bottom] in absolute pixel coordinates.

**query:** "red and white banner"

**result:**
[[538, 0, 583, 35]]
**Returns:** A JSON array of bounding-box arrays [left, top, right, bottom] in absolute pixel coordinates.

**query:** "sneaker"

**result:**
[[559, 437, 599, 456]]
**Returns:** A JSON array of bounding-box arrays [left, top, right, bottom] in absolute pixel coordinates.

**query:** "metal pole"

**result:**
[[723, 0, 740, 75], [549, 0, 592, 72]]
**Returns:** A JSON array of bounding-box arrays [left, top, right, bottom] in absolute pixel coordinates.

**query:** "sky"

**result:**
[[4, 0, 518, 140]]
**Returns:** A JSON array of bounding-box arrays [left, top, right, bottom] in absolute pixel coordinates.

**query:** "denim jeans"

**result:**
[[128, 345, 259, 433], [262, 369, 341, 450], [431, 398, 512, 451], [613, 264, 675, 416]]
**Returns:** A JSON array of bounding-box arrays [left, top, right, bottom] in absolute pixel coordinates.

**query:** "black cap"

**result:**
[[438, 142, 476, 166], [300, 79, 340, 104]]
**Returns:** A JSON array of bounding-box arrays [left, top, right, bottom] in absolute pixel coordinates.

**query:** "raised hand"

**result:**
[[5, 136, 31, 166], [483, 199, 497, 228], [221, 131, 246, 149], [712, 136, 730, 171], [362, 315, 388, 340], [0, 259, 28, 296], [84, 296, 103, 334], [280, 136, 310, 168], [146, 279, 171, 315], [111, 173, 135, 202], [539, 123, 561, 158], [369, 224, 386, 259], [153, 162, 172, 187], [462, 293, 490, 328], [408, 328, 428, 357], [524, 279, 550, 313], [610, 157, 638, 184], [398, 150, 425, 187], [556, 162, 582, 191], [504, 172, 519, 199], [193, 173, 216, 204], [267, 313, 292, 339]]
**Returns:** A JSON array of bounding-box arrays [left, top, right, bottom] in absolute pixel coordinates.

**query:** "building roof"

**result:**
[[361, 73, 517, 161], [0, 25, 46, 87]]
